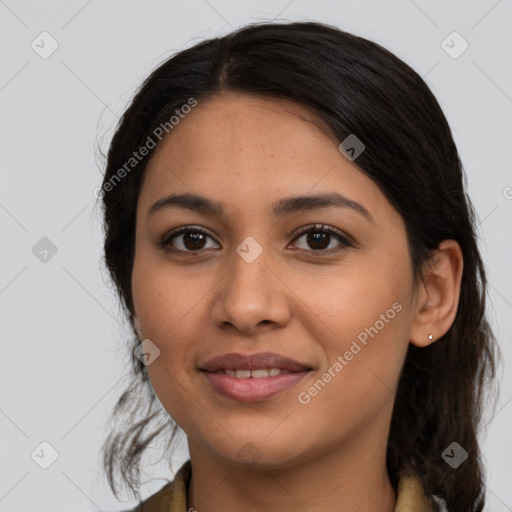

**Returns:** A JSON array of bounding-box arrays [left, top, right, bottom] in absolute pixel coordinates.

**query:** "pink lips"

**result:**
[[199, 351, 312, 402]]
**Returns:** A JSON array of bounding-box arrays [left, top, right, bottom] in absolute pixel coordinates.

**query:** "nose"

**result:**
[[210, 245, 292, 335]]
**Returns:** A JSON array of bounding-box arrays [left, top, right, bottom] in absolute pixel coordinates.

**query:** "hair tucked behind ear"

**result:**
[[99, 20, 498, 509]]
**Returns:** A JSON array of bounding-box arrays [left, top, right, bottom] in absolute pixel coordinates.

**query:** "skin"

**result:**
[[131, 92, 463, 512]]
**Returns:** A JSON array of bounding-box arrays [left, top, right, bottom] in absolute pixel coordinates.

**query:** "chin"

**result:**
[[212, 437, 310, 471]]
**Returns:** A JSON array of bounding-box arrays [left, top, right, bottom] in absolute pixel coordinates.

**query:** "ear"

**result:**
[[409, 239, 463, 347]]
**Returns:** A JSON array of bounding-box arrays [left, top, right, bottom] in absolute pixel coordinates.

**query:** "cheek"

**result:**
[[292, 288, 409, 436], [293, 253, 412, 403], [131, 245, 209, 340], [131, 253, 214, 422], [293, 253, 410, 342]]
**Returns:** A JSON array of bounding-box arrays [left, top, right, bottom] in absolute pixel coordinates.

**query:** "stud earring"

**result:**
[[428, 334, 433, 340]]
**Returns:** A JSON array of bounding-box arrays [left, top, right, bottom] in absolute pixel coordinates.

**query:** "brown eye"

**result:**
[[180, 231, 207, 250], [161, 227, 220, 252], [292, 224, 352, 253], [306, 231, 330, 250]]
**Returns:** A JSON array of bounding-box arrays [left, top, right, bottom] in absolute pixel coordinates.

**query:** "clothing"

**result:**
[[127, 459, 439, 511]]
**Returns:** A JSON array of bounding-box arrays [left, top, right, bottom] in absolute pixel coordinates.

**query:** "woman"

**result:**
[[99, 21, 498, 512]]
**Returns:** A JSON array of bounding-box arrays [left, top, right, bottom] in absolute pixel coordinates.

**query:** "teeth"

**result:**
[[223, 368, 286, 378], [251, 369, 270, 378]]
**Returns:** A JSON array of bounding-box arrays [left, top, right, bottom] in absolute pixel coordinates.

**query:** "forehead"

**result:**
[[149, 93, 339, 168], [137, 93, 386, 223]]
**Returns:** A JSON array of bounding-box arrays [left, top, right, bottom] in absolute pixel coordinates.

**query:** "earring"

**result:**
[[428, 334, 433, 340]]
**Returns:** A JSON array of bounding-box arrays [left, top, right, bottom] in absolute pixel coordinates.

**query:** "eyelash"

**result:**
[[159, 223, 354, 256]]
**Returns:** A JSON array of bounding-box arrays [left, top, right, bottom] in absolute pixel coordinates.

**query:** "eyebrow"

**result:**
[[147, 192, 374, 223]]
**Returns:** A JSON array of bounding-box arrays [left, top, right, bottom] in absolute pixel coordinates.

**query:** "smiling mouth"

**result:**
[[198, 351, 314, 401]]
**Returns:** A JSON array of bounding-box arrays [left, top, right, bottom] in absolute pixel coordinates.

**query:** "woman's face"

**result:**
[[131, 92, 418, 468]]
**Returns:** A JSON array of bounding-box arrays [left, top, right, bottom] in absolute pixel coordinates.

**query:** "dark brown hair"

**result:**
[[98, 21, 498, 511]]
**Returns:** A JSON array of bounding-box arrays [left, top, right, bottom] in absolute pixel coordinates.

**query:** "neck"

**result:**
[[186, 433, 397, 512]]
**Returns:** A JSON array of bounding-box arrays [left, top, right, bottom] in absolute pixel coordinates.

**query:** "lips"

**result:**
[[199, 351, 312, 373], [199, 352, 313, 402]]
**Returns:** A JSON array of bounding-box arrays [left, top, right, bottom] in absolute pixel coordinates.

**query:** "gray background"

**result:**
[[0, 1, 511, 510]]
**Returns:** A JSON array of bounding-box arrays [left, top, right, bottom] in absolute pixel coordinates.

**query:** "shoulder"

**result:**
[[396, 469, 449, 512], [117, 460, 192, 512]]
